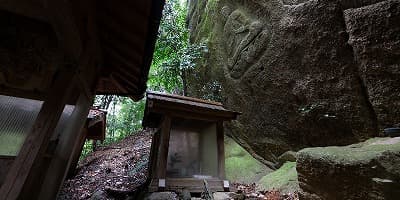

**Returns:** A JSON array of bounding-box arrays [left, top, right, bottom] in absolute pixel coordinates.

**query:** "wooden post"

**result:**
[[67, 126, 88, 178], [217, 121, 225, 179], [149, 129, 160, 180], [156, 116, 171, 181], [38, 92, 93, 199], [0, 70, 76, 200]]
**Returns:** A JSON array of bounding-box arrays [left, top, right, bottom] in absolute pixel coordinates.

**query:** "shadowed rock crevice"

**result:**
[[355, 74, 379, 136]]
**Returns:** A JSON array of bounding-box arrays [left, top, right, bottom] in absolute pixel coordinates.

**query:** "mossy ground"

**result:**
[[225, 137, 272, 184], [257, 161, 299, 193]]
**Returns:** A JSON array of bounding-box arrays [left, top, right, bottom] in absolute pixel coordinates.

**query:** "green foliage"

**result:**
[[80, 96, 145, 160], [107, 98, 145, 142], [94, 95, 145, 143], [148, 0, 207, 94]]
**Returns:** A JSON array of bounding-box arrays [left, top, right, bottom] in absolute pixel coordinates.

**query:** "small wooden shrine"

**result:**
[[143, 91, 240, 193], [67, 108, 107, 177]]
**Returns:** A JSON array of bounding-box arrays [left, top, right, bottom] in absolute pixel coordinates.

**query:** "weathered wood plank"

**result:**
[[0, 70, 76, 200], [44, 0, 82, 60], [156, 116, 171, 179], [147, 91, 223, 106], [217, 122, 225, 179], [67, 126, 88, 178], [149, 178, 225, 193], [38, 92, 93, 199], [149, 129, 161, 180], [0, 156, 14, 187], [0, 0, 47, 22]]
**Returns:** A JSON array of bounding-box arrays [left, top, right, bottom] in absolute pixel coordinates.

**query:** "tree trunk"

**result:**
[[181, 69, 187, 96]]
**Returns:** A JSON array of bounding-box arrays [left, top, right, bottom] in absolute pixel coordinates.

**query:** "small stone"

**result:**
[[213, 192, 231, 200]]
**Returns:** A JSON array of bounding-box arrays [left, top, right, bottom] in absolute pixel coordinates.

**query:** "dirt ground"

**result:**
[[58, 130, 152, 199]]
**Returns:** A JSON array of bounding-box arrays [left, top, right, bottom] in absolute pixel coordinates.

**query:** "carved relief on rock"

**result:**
[[221, 6, 269, 79]]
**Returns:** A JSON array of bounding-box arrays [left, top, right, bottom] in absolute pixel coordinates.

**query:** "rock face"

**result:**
[[297, 137, 400, 200], [187, 0, 400, 164]]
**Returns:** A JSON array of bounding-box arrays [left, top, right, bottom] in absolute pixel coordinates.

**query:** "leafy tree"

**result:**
[[148, 0, 206, 95]]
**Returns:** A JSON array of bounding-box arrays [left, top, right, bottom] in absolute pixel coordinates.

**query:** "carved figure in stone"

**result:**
[[230, 29, 269, 78], [221, 6, 266, 79]]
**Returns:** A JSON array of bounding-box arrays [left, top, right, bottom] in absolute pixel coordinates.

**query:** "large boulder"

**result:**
[[297, 137, 400, 200], [187, 0, 400, 164]]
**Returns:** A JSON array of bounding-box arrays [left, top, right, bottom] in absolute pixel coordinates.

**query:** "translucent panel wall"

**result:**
[[167, 128, 200, 178], [0, 95, 43, 156], [199, 124, 218, 177], [167, 120, 218, 178]]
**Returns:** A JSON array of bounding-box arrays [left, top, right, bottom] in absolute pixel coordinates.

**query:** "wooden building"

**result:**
[[0, 0, 165, 199], [67, 108, 107, 178], [143, 91, 240, 193]]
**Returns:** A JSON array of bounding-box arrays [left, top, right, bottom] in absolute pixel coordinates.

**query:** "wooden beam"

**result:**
[[148, 91, 224, 106], [0, 69, 76, 200], [150, 101, 238, 121], [99, 0, 149, 29], [150, 108, 228, 123], [217, 122, 225, 179], [37, 92, 93, 199], [111, 72, 139, 91], [149, 178, 225, 193], [44, 0, 82, 60], [101, 36, 143, 70], [99, 14, 146, 53], [109, 73, 139, 95], [67, 126, 88, 178], [149, 130, 161, 180], [0, 156, 14, 187], [0, 0, 48, 22], [0, 86, 47, 101], [156, 116, 171, 179], [112, 65, 140, 84]]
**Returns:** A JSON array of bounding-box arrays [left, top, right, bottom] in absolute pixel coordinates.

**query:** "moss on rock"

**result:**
[[297, 137, 400, 200], [225, 137, 272, 184], [257, 162, 299, 193], [298, 137, 400, 165]]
